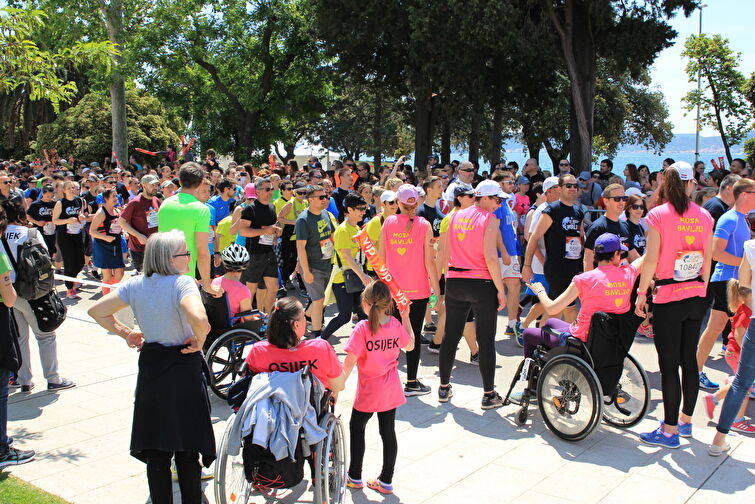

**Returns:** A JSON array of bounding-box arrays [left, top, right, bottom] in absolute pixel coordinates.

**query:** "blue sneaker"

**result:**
[[699, 372, 719, 391], [660, 420, 692, 438], [514, 321, 524, 347], [640, 426, 680, 448]]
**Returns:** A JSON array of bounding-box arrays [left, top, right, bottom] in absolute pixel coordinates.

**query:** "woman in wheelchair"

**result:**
[[212, 244, 255, 322], [522, 233, 644, 358], [244, 296, 346, 393]]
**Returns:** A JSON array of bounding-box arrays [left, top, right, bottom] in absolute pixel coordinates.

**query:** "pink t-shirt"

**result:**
[[212, 276, 251, 317], [570, 264, 639, 342], [513, 193, 530, 216], [344, 318, 411, 413], [447, 205, 493, 280], [645, 202, 713, 304], [245, 338, 343, 390], [381, 214, 431, 300]]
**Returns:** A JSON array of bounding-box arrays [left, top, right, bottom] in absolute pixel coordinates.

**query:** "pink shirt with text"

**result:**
[[381, 214, 431, 300], [570, 264, 639, 342], [447, 205, 493, 280], [245, 338, 343, 390], [344, 318, 411, 413], [645, 202, 713, 304]]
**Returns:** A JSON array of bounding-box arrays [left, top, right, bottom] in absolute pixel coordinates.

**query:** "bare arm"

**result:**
[[338, 248, 370, 284], [522, 213, 552, 281], [229, 205, 244, 236], [52, 200, 75, 225], [238, 218, 274, 238], [436, 229, 450, 279], [117, 216, 146, 245], [296, 239, 313, 283], [627, 248, 640, 262], [739, 254, 751, 287], [483, 218, 505, 309], [531, 282, 580, 316], [194, 231, 217, 295], [712, 237, 741, 266], [87, 292, 144, 348], [635, 226, 661, 317], [89, 210, 113, 242], [277, 201, 296, 225], [583, 248, 595, 272], [423, 225, 441, 296], [401, 308, 415, 352], [0, 271, 16, 307]]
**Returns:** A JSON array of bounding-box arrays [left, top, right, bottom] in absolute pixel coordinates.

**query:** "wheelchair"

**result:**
[[214, 365, 347, 504], [202, 290, 266, 400], [503, 309, 650, 441]]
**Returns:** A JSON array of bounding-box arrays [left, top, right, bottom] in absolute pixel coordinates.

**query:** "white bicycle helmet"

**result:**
[[221, 243, 250, 272]]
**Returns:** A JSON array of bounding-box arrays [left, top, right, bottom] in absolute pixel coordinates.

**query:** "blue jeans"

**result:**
[[716, 319, 755, 434], [0, 367, 9, 453]]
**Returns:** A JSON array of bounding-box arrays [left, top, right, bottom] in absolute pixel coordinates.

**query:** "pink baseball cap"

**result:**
[[244, 183, 257, 199], [396, 184, 419, 204]]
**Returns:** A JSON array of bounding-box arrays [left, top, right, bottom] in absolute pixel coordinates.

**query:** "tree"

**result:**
[[35, 89, 180, 163], [682, 34, 753, 164], [98, 0, 128, 168]]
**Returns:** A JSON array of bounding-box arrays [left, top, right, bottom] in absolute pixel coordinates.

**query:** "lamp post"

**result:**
[[694, 3, 707, 163]]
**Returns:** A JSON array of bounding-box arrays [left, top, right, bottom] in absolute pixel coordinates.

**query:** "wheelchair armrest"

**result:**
[[230, 309, 263, 325]]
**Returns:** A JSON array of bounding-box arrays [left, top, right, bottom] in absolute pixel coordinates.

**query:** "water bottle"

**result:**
[[429, 294, 438, 309]]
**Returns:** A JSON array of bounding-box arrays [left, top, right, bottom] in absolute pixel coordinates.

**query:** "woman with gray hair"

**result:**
[[88, 230, 214, 504]]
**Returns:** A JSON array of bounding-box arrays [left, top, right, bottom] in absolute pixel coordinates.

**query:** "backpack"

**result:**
[[1, 229, 54, 300]]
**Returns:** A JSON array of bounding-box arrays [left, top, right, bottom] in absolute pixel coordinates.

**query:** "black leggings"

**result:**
[[348, 408, 397, 484], [439, 278, 498, 391], [321, 282, 367, 341], [143, 449, 202, 504], [652, 296, 706, 426], [405, 298, 429, 382], [280, 238, 298, 283], [56, 231, 85, 289]]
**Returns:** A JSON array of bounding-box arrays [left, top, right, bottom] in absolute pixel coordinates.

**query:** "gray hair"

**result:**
[[143, 230, 186, 277], [720, 173, 741, 193], [459, 161, 474, 171]]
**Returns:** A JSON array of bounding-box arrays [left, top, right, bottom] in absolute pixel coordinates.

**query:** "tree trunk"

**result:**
[[548, 0, 595, 174], [414, 86, 433, 179], [543, 138, 569, 172], [372, 91, 383, 170], [488, 102, 504, 170], [707, 75, 734, 164], [440, 114, 451, 165], [102, 0, 128, 168], [525, 138, 542, 163], [468, 104, 481, 167]]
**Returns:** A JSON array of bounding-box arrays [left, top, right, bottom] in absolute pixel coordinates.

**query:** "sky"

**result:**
[[650, 0, 755, 135]]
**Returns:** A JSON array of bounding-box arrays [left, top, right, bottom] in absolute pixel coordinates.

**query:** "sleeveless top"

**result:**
[[381, 214, 431, 300], [96, 206, 122, 244], [57, 196, 84, 234], [447, 205, 492, 280]]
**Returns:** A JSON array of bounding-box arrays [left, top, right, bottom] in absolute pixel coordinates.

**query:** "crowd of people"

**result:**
[[0, 149, 754, 501]]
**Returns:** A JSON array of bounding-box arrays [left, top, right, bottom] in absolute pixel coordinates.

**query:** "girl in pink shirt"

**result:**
[[342, 280, 414, 495]]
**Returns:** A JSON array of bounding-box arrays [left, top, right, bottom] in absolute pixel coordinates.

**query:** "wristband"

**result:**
[[524, 264, 531, 267]]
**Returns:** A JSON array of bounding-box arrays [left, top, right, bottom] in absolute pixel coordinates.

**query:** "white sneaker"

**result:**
[[707, 440, 731, 457]]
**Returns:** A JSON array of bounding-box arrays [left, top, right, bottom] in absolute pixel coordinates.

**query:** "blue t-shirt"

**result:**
[[96, 193, 123, 207], [207, 194, 231, 222], [327, 197, 340, 221], [494, 195, 519, 257], [711, 209, 749, 282]]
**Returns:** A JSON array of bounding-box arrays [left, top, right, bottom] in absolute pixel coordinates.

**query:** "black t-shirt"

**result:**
[[627, 220, 646, 256], [241, 200, 278, 253], [332, 187, 350, 222], [115, 182, 130, 204], [57, 196, 84, 232], [27, 199, 56, 234], [82, 191, 98, 214], [584, 216, 633, 253], [417, 202, 443, 238], [541, 200, 585, 278], [596, 171, 612, 189], [525, 171, 546, 204], [703, 196, 728, 225]]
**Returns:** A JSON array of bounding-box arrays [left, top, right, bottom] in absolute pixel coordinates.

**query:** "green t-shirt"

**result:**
[[363, 215, 385, 272], [0, 252, 11, 302], [157, 192, 210, 278], [332, 220, 361, 284]]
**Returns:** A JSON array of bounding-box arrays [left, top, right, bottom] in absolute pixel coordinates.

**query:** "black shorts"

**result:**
[[241, 250, 279, 284], [547, 274, 576, 307], [708, 280, 732, 315]]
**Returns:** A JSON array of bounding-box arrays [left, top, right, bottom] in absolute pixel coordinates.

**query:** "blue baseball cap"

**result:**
[[594, 233, 628, 253], [517, 176, 530, 185]]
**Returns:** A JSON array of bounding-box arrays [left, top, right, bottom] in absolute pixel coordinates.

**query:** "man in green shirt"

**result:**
[[158, 162, 221, 296]]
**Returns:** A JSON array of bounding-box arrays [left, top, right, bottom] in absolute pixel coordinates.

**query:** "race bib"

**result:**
[[66, 222, 81, 234], [43, 222, 55, 235], [146, 209, 158, 229], [320, 238, 334, 259], [673, 250, 703, 281], [564, 236, 582, 260], [259, 232, 274, 246], [110, 221, 122, 234]]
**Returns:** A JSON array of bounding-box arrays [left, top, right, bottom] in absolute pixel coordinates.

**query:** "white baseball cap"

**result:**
[[474, 179, 504, 198], [670, 161, 694, 181], [380, 190, 398, 203], [542, 176, 560, 192], [625, 187, 644, 197]]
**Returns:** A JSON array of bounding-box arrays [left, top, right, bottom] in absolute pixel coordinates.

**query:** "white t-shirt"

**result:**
[[743, 239, 755, 318], [528, 203, 548, 275], [1, 224, 49, 283]]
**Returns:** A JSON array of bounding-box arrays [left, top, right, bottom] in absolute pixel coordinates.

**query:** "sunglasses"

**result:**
[[489, 196, 503, 204], [607, 196, 628, 202], [311, 175, 323, 179], [172, 251, 191, 258], [345, 164, 355, 168], [559, 162, 570, 166], [384, 200, 398, 205], [311, 194, 328, 200], [460, 168, 475, 172], [630, 204, 645, 210], [440, 175, 449, 179], [295, 190, 306, 195], [282, 186, 293, 191], [258, 187, 273, 192], [562, 183, 579, 189], [502, 180, 514, 185], [1, 181, 10, 185], [354, 206, 368, 212]]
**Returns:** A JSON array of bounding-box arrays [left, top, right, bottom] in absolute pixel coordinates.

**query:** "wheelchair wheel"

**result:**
[[602, 353, 649, 428], [313, 412, 347, 504], [537, 354, 603, 442], [206, 328, 262, 400], [215, 417, 252, 504]]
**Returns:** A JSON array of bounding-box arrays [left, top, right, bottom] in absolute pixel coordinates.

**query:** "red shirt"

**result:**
[[120, 194, 161, 252], [244, 338, 343, 389], [727, 304, 752, 354]]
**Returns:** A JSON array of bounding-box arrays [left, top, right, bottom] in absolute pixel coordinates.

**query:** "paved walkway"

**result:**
[[5, 286, 755, 503]]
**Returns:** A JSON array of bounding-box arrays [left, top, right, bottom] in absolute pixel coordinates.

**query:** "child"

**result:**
[[342, 280, 414, 494], [704, 279, 755, 433]]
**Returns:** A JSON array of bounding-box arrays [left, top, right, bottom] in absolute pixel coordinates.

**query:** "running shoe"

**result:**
[[659, 420, 692, 438], [346, 476, 363, 489], [509, 391, 537, 405], [20, 383, 34, 394], [699, 372, 720, 391], [636, 323, 654, 339], [730, 419, 755, 434], [0, 447, 35, 469], [470, 353, 479, 365], [707, 439, 731, 457], [514, 321, 524, 347], [704, 394, 717, 420], [481, 391, 504, 410], [8, 376, 20, 389], [423, 322, 437, 333], [47, 378, 76, 391], [366, 478, 393, 495], [438, 385, 453, 403], [419, 336, 431, 345], [639, 426, 680, 448], [171, 465, 214, 480], [504, 325, 514, 336], [404, 380, 431, 397], [428, 342, 441, 354], [66, 289, 80, 299]]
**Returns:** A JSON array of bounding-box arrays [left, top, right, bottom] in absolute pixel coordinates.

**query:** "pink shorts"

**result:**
[[725, 349, 740, 375]]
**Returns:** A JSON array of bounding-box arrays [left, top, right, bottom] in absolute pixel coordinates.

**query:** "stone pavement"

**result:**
[[4, 282, 755, 503]]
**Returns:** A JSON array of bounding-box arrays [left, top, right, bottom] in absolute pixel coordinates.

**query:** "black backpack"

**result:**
[[2, 229, 54, 300]]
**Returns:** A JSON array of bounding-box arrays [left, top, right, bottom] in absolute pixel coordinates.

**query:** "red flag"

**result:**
[[111, 151, 123, 169], [711, 158, 720, 170], [135, 148, 158, 156], [354, 229, 411, 313], [180, 138, 195, 158], [268, 153, 276, 168], [718, 156, 725, 170]]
